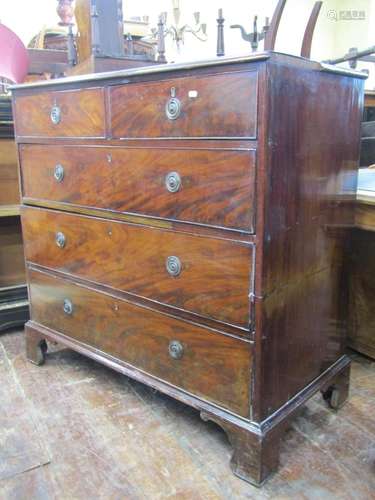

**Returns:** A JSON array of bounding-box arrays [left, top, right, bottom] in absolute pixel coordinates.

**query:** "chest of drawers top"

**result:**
[[14, 70, 258, 140], [12, 52, 360, 142]]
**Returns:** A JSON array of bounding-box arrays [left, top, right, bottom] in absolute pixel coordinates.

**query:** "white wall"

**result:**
[[126, 0, 351, 62], [1, 0, 374, 88], [329, 0, 374, 88], [0, 1, 58, 48]]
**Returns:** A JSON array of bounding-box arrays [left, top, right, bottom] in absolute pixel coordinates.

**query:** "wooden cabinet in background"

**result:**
[[349, 96, 375, 359], [349, 222, 375, 359], [0, 96, 29, 331], [12, 53, 365, 485], [0, 140, 20, 207]]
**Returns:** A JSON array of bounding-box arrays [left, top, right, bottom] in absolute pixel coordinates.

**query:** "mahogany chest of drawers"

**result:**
[[11, 53, 365, 485]]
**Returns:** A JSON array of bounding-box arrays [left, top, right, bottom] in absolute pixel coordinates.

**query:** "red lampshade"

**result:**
[[0, 23, 29, 84]]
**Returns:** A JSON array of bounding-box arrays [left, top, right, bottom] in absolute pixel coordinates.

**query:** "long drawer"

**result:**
[[20, 144, 256, 232], [28, 268, 252, 417], [110, 71, 258, 138], [13, 88, 106, 138], [22, 207, 253, 327]]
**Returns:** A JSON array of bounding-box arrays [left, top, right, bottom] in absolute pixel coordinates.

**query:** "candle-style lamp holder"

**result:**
[[231, 15, 270, 52], [155, 1, 207, 54], [230, 0, 289, 52]]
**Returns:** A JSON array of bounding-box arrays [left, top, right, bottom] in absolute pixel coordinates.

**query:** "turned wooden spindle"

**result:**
[[157, 14, 167, 63], [217, 8, 225, 57]]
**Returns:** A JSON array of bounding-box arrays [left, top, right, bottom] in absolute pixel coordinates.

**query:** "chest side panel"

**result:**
[[255, 62, 363, 419]]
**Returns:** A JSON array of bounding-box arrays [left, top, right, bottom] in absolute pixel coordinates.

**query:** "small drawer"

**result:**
[[28, 268, 252, 417], [20, 144, 256, 232], [110, 71, 258, 139], [22, 207, 253, 328], [13, 88, 105, 138]]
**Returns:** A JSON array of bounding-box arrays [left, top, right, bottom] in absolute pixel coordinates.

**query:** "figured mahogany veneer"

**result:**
[[110, 71, 258, 139], [13, 88, 105, 138], [28, 268, 252, 417], [20, 144, 256, 232], [22, 206, 253, 327], [12, 53, 365, 486]]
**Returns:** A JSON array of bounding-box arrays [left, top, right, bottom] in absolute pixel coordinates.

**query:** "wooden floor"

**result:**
[[1, 329, 374, 499]]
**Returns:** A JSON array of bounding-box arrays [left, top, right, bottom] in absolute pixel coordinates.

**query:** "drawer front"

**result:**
[[110, 71, 258, 138], [22, 207, 253, 327], [20, 144, 256, 232], [29, 269, 252, 417], [14, 88, 105, 138]]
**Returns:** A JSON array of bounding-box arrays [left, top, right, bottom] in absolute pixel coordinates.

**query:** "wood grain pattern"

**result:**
[[110, 71, 258, 138], [0, 139, 20, 206], [13, 88, 106, 138], [20, 144, 256, 232], [22, 207, 253, 327], [74, 0, 92, 64], [28, 268, 253, 417]]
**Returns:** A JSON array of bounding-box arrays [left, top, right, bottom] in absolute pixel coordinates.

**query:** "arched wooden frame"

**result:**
[[264, 0, 287, 51], [301, 2, 323, 58]]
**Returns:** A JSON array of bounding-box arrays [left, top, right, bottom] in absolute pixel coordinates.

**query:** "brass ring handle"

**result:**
[[50, 105, 61, 125], [165, 97, 181, 120], [63, 298, 73, 315], [166, 256, 182, 277], [165, 87, 181, 120], [55, 232, 66, 248], [165, 172, 181, 193], [168, 340, 184, 359], [54, 164, 64, 183]]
